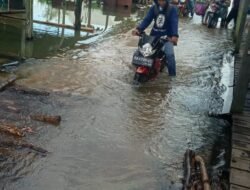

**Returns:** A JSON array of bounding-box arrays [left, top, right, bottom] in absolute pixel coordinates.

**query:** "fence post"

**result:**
[[25, 0, 33, 40], [87, 0, 92, 27]]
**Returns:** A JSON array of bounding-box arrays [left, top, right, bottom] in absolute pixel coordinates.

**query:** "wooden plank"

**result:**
[[233, 140, 250, 152], [0, 15, 95, 33], [246, 99, 250, 103], [231, 156, 250, 171], [234, 121, 250, 129], [231, 22, 250, 112], [233, 113, 250, 120], [233, 125, 250, 136], [245, 108, 250, 112], [245, 103, 250, 107], [233, 133, 250, 144], [230, 168, 250, 188], [234, 114, 250, 119], [246, 93, 250, 99], [231, 184, 250, 190], [0, 10, 25, 14], [231, 37, 250, 188], [245, 101, 250, 106], [232, 148, 250, 161]]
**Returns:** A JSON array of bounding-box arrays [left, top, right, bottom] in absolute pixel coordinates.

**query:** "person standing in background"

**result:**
[[226, 0, 240, 28], [220, 0, 231, 27], [187, 0, 195, 17]]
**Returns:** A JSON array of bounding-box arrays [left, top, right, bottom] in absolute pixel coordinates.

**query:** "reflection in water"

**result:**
[[0, 5, 234, 190], [0, 0, 138, 63]]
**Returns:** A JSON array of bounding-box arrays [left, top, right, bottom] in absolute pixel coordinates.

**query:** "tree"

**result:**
[[75, 0, 83, 30]]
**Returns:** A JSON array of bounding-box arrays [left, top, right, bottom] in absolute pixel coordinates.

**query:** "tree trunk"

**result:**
[[75, 0, 83, 30]]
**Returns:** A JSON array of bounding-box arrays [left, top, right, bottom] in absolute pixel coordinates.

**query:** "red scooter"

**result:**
[[131, 32, 166, 84]]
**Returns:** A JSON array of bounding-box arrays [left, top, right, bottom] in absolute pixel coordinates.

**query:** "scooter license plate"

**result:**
[[132, 55, 153, 67]]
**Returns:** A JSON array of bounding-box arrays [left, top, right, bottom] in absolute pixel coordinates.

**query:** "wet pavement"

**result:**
[[0, 1, 235, 190]]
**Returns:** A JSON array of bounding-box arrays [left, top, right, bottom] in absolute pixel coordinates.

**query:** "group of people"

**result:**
[[225, 0, 240, 28], [197, 0, 240, 28], [169, 0, 240, 28]]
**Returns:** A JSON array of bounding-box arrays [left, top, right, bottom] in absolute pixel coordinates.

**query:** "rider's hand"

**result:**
[[132, 29, 140, 36], [170, 36, 179, 45]]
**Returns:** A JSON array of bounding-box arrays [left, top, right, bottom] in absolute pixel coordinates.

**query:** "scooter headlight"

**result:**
[[139, 43, 155, 57]]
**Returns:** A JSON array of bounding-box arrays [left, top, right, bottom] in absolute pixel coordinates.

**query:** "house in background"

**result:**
[[0, 0, 25, 11], [103, 0, 132, 7]]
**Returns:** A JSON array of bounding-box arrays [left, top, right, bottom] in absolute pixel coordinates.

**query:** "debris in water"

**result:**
[[11, 85, 50, 96], [0, 123, 24, 137], [30, 114, 61, 126], [0, 147, 11, 161], [0, 76, 17, 92], [0, 101, 20, 113], [21, 127, 34, 134], [183, 149, 211, 190], [0, 141, 48, 154], [1, 61, 19, 68]]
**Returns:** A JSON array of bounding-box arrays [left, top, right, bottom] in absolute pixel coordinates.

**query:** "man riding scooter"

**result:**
[[132, 0, 179, 76]]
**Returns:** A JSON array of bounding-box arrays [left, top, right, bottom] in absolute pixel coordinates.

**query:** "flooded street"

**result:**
[[0, 1, 235, 189]]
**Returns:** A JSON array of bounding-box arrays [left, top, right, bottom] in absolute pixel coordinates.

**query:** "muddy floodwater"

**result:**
[[0, 2, 235, 190]]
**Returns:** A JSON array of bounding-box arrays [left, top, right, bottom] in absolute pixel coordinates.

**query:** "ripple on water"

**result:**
[[1, 16, 234, 189]]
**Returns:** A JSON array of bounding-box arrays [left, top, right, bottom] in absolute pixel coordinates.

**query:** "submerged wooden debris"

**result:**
[[0, 76, 17, 91], [0, 123, 24, 137], [31, 114, 61, 126], [11, 85, 50, 96], [0, 147, 11, 161], [0, 78, 61, 158], [183, 149, 211, 190], [0, 100, 20, 113], [0, 141, 48, 154]]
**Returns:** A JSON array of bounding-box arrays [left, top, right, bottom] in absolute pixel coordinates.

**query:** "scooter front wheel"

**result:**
[[133, 73, 148, 85], [160, 62, 165, 72], [207, 13, 218, 28]]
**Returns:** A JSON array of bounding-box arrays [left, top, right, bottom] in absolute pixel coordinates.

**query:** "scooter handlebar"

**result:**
[[132, 29, 145, 37]]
